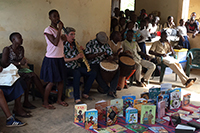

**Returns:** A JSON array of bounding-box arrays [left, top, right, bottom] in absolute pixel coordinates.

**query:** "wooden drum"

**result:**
[[100, 60, 119, 83], [119, 54, 135, 76]]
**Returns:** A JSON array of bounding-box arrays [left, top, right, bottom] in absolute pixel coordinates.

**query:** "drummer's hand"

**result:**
[[107, 56, 114, 62], [76, 53, 84, 59], [117, 48, 123, 54], [125, 50, 132, 55]]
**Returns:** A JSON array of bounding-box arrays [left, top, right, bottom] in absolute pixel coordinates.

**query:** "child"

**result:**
[[138, 20, 151, 55], [40, 9, 68, 109], [177, 19, 190, 50], [164, 16, 176, 29]]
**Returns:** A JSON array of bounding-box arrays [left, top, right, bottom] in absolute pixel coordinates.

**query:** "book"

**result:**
[[179, 114, 192, 122], [85, 109, 98, 130], [169, 88, 181, 109], [125, 123, 147, 133], [155, 118, 167, 124], [105, 105, 118, 126], [125, 107, 138, 124], [94, 128, 109, 133], [95, 100, 109, 120], [140, 105, 156, 124], [175, 124, 195, 133], [149, 87, 161, 102], [110, 99, 123, 117], [157, 94, 169, 109], [157, 100, 165, 119], [106, 124, 127, 133], [148, 126, 168, 133], [177, 110, 190, 115], [182, 93, 200, 113], [133, 98, 148, 115], [74, 104, 87, 123], [122, 95, 136, 116]]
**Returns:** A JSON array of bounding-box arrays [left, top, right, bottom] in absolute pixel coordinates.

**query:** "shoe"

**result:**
[[190, 78, 197, 82], [185, 79, 194, 88], [107, 92, 117, 98], [136, 81, 145, 87], [6, 116, 26, 127], [141, 78, 147, 87], [116, 87, 122, 91]]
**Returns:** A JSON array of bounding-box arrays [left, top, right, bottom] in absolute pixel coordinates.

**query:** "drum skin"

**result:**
[[100, 60, 119, 83], [119, 54, 135, 76]]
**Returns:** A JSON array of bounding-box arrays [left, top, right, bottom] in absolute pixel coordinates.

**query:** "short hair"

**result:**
[[110, 31, 120, 40], [49, 9, 58, 16], [65, 27, 76, 35], [167, 16, 173, 21], [9, 32, 20, 42], [126, 29, 133, 35], [161, 30, 167, 37]]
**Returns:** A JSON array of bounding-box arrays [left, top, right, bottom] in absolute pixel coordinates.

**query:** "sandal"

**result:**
[[56, 101, 69, 107], [42, 104, 56, 109], [82, 94, 95, 100], [75, 99, 84, 104]]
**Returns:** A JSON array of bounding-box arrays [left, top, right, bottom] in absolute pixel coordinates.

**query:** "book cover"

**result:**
[[122, 95, 136, 116], [106, 124, 127, 133], [133, 98, 148, 115], [74, 104, 87, 123], [106, 105, 118, 126], [169, 88, 181, 109], [149, 87, 161, 102], [157, 94, 169, 109], [157, 100, 165, 118], [95, 100, 108, 121], [140, 105, 156, 124], [125, 107, 138, 124], [182, 93, 199, 113], [155, 118, 166, 124], [148, 126, 168, 133], [125, 123, 147, 133], [110, 99, 123, 117], [94, 128, 109, 133], [85, 109, 98, 130]]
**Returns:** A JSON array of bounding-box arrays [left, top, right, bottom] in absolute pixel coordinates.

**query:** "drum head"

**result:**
[[100, 60, 119, 71]]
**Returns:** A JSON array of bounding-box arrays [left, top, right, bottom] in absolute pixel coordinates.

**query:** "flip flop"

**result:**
[[57, 101, 69, 107], [42, 104, 56, 109]]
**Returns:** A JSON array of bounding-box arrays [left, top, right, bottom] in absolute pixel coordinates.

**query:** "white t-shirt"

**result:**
[[176, 26, 187, 36], [150, 25, 158, 34], [138, 28, 151, 43]]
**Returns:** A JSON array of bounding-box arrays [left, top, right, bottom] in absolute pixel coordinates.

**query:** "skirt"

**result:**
[[178, 36, 190, 50], [0, 78, 25, 102], [40, 56, 65, 83]]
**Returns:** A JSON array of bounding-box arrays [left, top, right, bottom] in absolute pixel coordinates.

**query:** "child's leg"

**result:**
[[30, 72, 45, 96], [43, 82, 54, 106], [56, 81, 68, 106], [0, 89, 12, 118]]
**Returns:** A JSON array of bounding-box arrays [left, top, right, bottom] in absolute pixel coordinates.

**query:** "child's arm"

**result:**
[[45, 21, 63, 46]]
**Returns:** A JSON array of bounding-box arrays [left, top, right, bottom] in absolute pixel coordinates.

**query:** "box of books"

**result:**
[[74, 104, 87, 123], [85, 109, 98, 130], [125, 107, 138, 124]]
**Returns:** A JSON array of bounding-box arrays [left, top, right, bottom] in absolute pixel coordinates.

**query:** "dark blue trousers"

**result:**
[[65, 67, 96, 100]]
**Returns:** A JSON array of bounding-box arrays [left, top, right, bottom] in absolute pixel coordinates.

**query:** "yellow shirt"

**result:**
[[121, 40, 141, 63]]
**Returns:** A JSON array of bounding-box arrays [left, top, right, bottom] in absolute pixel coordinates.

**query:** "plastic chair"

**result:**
[[152, 54, 177, 83], [186, 48, 200, 76]]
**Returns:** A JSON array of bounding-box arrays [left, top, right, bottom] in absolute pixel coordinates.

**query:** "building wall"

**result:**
[[135, 0, 183, 25], [188, 0, 200, 20], [0, 0, 112, 75]]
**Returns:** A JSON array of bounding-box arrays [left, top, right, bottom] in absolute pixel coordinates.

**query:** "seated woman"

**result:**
[[163, 16, 176, 29], [0, 66, 29, 127], [1, 32, 44, 109]]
